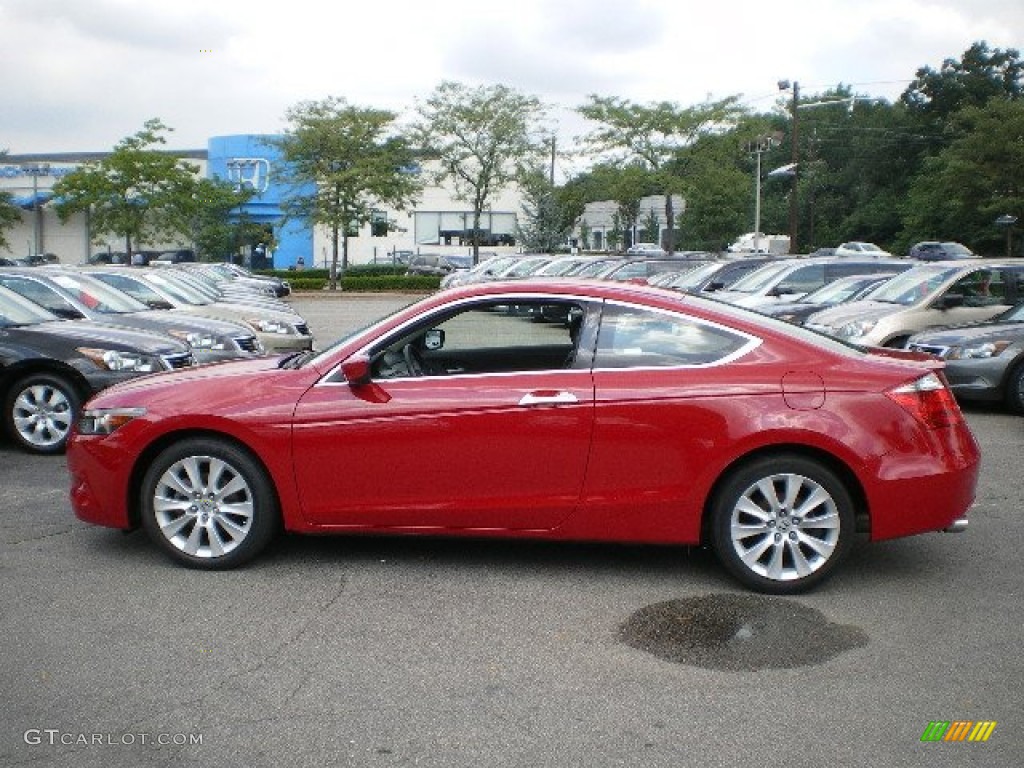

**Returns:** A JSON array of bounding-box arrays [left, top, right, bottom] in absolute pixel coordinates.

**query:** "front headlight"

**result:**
[[249, 318, 293, 335], [78, 407, 146, 435], [178, 331, 229, 350], [836, 319, 878, 339], [947, 340, 1012, 359], [78, 348, 163, 372]]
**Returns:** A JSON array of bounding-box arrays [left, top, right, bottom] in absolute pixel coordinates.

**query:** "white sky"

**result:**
[[2, 0, 1022, 159]]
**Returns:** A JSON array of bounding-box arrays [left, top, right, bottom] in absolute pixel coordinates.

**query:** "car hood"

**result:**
[[808, 300, 903, 327], [16, 319, 189, 355], [146, 309, 251, 335], [910, 320, 1024, 345], [87, 354, 314, 410]]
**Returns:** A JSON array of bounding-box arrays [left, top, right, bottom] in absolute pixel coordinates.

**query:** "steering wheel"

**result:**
[[402, 343, 428, 376]]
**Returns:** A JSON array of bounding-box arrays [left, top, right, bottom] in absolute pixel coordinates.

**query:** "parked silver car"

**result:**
[[806, 260, 1024, 348], [908, 301, 1024, 413]]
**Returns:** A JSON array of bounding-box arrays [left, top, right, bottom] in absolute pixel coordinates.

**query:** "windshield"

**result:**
[[145, 272, 212, 305], [668, 261, 724, 289], [443, 255, 473, 269], [534, 258, 586, 276], [503, 258, 550, 277], [0, 286, 59, 325], [571, 259, 621, 277], [50, 273, 150, 313], [798, 275, 887, 305], [470, 256, 515, 274], [725, 261, 793, 293], [864, 265, 960, 305]]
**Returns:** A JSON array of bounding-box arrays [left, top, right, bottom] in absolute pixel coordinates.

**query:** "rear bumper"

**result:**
[[866, 422, 981, 541]]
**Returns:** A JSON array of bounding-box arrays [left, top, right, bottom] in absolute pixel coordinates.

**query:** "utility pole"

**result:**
[[748, 135, 780, 254], [788, 82, 799, 254]]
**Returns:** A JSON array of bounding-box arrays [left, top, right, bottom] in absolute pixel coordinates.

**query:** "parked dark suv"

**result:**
[[909, 241, 975, 261], [0, 285, 194, 454]]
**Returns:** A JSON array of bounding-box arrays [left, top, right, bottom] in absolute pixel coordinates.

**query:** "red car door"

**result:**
[[291, 297, 597, 531]]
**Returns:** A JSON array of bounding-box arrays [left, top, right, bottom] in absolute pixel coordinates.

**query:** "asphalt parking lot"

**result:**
[[2, 291, 1022, 767]]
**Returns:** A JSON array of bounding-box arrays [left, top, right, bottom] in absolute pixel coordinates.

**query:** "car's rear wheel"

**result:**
[[140, 438, 279, 569], [3, 373, 80, 454], [710, 455, 854, 593], [1004, 360, 1024, 414]]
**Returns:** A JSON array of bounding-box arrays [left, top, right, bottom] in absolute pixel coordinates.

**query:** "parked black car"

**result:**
[[909, 241, 975, 261], [0, 286, 194, 454], [757, 271, 909, 325]]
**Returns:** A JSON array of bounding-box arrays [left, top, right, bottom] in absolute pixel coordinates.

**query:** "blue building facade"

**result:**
[[206, 135, 312, 268]]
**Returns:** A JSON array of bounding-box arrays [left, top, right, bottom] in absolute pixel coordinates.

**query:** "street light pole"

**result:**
[[786, 82, 800, 254]]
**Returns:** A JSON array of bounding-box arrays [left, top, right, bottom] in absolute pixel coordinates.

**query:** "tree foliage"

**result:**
[[185, 177, 258, 259], [273, 97, 422, 287], [577, 94, 745, 252], [901, 99, 1024, 255], [515, 166, 569, 253], [51, 119, 199, 254], [413, 81, 546, 263]]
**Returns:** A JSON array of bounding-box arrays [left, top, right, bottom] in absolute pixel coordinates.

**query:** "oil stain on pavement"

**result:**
[[619, 593, 868, 671]]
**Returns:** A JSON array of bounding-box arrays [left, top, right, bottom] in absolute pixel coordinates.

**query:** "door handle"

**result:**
[[518, 391, 578, 407]]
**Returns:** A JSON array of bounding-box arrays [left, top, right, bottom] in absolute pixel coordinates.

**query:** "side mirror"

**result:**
[[147, 299, 174, 310], [937, 292, 965, 310], [423, 328, 445, 351], [706, 281, 725, 292], [341, 354, 372, 386], [53, 307, 86, 320]]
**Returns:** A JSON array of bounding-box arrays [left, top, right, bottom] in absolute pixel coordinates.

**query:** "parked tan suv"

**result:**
[[805, 260, 1024, 347]]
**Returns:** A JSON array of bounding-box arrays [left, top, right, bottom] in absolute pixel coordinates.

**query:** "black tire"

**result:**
[[1004, 360, 1024, 414], [140, 438, 279, 569], [3, 373, 81, 454], [709, 454, 855, 594]]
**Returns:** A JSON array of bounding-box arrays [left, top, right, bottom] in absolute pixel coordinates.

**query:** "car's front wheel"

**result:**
[[140, 438, 279, 569], [710, 455, 854, 593], [1004, 360, 1024, 414], [3, 373, 81, 454]]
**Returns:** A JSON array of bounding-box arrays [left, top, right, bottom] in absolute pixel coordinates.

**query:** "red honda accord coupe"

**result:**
[[66, 279, 980, 593]]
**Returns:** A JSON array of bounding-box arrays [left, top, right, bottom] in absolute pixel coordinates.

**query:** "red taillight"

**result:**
[[885, 372, 963, 429]]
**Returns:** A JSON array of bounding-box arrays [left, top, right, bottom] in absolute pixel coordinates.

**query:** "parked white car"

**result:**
[[834, 241, 893, 258]]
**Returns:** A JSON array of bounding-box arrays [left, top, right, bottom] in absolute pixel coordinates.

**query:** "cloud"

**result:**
[[1, 0, 1021, 155]]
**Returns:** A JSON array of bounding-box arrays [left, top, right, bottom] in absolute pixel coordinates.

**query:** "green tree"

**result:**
[[900, 99, 1024, 255], [902, 42, 1023, 121], [184, 177, 257, 259], [577, 94, 745, 253], [51, 119, 199, 255], [413, 81, 546, 263], [272, 97, 422, 288], [515, 166, 569, 253]]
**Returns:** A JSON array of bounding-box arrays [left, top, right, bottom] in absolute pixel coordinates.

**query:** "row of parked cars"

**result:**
[[438, 251, 1024, 414], [0, 262, 313, 454]]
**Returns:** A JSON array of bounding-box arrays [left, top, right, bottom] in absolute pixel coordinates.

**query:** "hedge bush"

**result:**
[[282, 275, 441, 292]]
